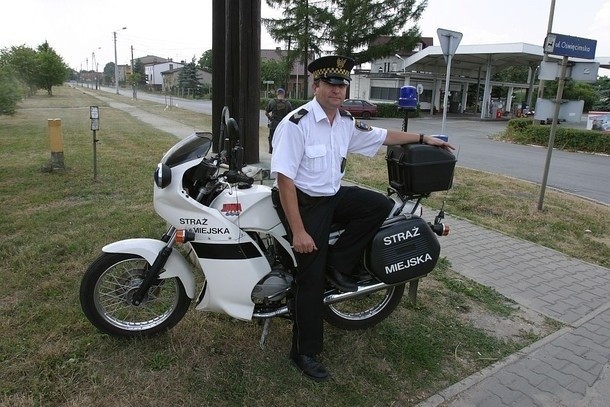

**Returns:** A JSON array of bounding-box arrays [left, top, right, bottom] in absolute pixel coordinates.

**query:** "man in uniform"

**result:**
[[270, 55, 453, 381], [265, 88, 293, 153]]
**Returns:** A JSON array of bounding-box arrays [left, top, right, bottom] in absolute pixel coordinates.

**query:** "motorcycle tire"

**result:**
[[323, 283, 405, 330], [80, 252, 191, 338]]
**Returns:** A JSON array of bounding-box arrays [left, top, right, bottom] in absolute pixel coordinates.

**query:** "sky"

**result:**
[[2, 0, 609, 75]]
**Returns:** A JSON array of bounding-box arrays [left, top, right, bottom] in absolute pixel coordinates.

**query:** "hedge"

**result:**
[[503, 117, 610, 154]]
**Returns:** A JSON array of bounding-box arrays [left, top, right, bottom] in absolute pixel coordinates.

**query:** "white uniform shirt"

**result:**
[[270, 97, 387, 197]]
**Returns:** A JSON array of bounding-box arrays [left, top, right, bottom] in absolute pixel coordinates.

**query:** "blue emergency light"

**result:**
[[398, 86, 418, 110]]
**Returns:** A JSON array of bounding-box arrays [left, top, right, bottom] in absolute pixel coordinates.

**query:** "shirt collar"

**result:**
[[311, 97, 338, 123]]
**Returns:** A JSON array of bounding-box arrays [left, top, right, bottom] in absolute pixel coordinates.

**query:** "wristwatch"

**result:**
[[419, 134, 424, 144]]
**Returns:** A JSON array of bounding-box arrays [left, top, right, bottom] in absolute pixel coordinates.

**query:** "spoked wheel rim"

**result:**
[[326, 285, 397, 321], [93, 258, 183, 332]]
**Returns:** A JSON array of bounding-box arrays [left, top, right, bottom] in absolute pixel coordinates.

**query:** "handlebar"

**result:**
[[223, 170, 254, 185]]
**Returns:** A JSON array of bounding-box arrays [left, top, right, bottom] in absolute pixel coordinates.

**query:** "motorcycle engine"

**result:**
[[252, 267, 293, 302]]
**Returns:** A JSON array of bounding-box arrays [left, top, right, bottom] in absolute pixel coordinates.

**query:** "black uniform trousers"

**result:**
[[275, 186, 393, 357]]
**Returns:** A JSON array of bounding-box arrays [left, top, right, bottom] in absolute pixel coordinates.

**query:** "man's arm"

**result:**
[[384, 130, 455, 151], [277, 173, 317, 254]]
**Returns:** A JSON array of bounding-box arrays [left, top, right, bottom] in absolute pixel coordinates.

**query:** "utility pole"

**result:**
[[537, 0, 556, 99], [113, 27, 127, 95]]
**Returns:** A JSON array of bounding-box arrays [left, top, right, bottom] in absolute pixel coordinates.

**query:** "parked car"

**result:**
[[341, 99, 378, 119]]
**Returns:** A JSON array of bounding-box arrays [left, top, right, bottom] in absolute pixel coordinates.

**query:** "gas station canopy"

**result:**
[[402, 42, 555, 77]]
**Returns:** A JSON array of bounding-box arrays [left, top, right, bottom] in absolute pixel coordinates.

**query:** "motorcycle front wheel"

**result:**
[[80, 252, 191, 338], [323, 283, 405, 330]]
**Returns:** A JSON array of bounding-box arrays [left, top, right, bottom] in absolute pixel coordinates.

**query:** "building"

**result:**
[[161, 67, 212, 95]]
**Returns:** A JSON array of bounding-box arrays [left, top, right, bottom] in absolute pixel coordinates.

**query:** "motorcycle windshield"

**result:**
[[161, 132, 214, 168]]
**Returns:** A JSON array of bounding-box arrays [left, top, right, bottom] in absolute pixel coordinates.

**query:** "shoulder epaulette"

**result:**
[[289, 108, 309, 124], [339, 109, 354, 120]]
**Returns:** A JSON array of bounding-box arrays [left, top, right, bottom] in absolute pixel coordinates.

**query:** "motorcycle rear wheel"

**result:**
[[80, 252, 191, 338], [323, 283, 405, 330]]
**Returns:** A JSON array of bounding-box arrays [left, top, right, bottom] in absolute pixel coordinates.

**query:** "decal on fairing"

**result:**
[[221, 203, 242, 216], [191, 242, 262, 259], [180, 218, 209, 225]]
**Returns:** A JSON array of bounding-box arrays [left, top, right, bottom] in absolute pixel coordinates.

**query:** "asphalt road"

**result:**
[[101, 86, 610, 206]]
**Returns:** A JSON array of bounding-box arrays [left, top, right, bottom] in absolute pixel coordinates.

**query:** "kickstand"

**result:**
[[259, 318, 272, 350]]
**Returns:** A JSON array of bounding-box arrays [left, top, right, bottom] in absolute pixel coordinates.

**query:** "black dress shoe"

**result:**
[[327, 267, 358, 292], [290, 354, 329, 382]]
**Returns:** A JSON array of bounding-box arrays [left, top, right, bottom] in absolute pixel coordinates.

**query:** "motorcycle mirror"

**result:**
[[227, 118, 242, 170]]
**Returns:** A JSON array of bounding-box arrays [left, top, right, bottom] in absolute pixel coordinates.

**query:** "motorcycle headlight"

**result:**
[[154, 163, 172, 188]]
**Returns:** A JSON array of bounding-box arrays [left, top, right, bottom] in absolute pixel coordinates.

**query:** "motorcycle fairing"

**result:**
[[192, 239, 272, 320], [211, 184, 283, 231]]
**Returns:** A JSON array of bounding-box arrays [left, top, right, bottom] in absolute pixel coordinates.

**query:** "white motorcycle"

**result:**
[[80, 107, 456, 345]]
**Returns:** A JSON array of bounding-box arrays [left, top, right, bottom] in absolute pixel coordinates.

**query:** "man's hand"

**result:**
[[425, 135, 455, 151], [292, 230, 318, 254]]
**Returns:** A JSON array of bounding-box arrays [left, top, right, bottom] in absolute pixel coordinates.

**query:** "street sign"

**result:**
[[544, 33, 597, 60], [436, 29, 463, 135], [437, 28, 463, 60]]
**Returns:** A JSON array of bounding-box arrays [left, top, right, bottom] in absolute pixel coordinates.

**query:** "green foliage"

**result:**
[[34, 41, 69, 96], [178, 59, 204, 98], [0, 67, 22, 114], [103, 62, 115, 86], [1, 45, 39, 96], [260, 58, 291, 90], [132, 60, 147, 86], [198, 49, 212, 72], [264, 0, 427, 65], [502, 118, 610, 154]]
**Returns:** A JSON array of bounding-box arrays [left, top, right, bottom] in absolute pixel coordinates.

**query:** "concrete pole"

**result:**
[[114, 27, 126, 95]]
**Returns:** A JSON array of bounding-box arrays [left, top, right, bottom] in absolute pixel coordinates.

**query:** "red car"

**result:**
[[341, 99, 378, 119]]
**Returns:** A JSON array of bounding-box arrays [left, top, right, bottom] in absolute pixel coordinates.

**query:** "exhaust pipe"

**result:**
[[252, 280, 396, 318], [323, 280, 393, 305]]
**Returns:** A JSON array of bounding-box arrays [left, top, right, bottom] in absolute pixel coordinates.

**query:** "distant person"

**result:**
[[265, 88, 293, 153]]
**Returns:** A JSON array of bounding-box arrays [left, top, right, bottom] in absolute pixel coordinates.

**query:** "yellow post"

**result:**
[[48, 118, 65, 170]]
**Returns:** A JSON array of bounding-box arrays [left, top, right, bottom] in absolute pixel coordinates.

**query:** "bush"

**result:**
[[0, 69, 22, 115], [502, 118, 610, 154]]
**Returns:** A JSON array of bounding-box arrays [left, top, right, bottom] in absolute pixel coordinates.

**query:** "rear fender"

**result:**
[[102, 238, 196, 298]]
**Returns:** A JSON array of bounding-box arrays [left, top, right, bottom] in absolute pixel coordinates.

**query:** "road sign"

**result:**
[[436, 29, 463, 135], [544, 33, 597, 60], [437, 28, 463, 60]]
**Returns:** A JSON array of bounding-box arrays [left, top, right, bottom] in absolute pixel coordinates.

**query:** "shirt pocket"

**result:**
[[303, 144, 328, 173]]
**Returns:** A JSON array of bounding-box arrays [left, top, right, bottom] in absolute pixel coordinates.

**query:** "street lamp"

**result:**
[[113, 27, 127, 94], [395, 54, 405, 72], [91, 47, 101, 89]]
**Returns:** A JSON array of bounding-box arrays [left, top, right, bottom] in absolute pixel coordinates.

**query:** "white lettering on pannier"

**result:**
[[385, 253, 433, 274]]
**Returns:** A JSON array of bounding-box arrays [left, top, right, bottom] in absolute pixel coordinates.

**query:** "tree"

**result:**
[[264, 0, 427, 97], [0, 66, 22, 114], [261, 58, 290, 91], [264, 0, 427, 64], [130, 60, 147, 87], [264, 0, 333, 98], [198, 49, 213, 72], [103, 62, 115, 86], [592, 76, 610, 111], [1, 45, 39, 96], [35, 42, 68, 95], [322, 0, 427, 64], [178, 58, 202, 98]]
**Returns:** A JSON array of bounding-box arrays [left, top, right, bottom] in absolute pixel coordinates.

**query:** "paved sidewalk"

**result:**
[[91, 90, 610, 406], [420, 218, 610, 407]]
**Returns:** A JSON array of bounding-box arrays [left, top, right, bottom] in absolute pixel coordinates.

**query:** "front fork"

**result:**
[[131, 226, 177, 306]]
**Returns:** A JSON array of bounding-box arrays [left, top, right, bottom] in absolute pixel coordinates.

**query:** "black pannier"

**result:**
[[365, 215, 440, 285], [386, 144, 456, 197]]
